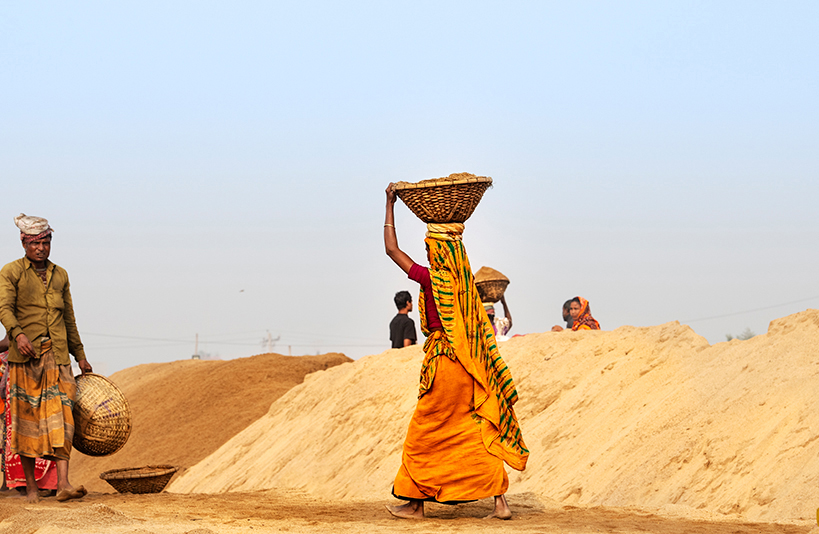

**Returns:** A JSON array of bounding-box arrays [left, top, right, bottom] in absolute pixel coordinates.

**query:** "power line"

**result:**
[[681, 295, 819, 323], [87, 342, 385, 352], [84, 332, 190, 344], [83, 331, 385, 349], [84, 331, 381, 344]]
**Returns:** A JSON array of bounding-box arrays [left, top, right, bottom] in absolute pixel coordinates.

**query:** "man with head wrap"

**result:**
[[0, 214, 92, 503]]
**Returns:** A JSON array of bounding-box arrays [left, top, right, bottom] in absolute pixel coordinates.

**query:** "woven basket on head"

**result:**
[[476, 279, 509, 303], [393, 173, 492, 223], [100, 465, 179, 494], [73, 373, 132, 457], [475, 266, 510, 303]]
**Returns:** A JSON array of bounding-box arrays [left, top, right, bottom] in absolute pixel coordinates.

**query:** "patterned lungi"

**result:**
[[2, 348, 58, 489], [7, 347, 76, 462]]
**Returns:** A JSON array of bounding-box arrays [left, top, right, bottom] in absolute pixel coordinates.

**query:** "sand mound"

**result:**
[[71, 352, 351, 493], [168, 310, 819, 523]]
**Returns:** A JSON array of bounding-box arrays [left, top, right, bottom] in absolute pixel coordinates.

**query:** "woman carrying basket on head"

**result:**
[[383, 183, 528, 520]]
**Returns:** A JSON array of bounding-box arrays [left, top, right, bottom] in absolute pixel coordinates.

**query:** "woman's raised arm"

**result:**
[[384, 183, 415, 274]]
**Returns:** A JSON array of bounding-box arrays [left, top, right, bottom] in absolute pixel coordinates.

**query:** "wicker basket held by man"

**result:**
[[383, 174, 528, 520]]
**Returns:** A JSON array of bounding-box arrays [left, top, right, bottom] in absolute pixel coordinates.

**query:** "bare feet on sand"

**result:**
[[484, 494, 512, 520], [385, 500, 424, 519], [22, 489, 56, 501], [56, 486, 87, 502]]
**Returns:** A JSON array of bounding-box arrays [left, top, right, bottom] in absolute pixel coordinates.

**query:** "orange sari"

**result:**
[[393, 229, 528, 503]]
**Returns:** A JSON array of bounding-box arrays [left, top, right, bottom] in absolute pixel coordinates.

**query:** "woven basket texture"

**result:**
[[394, 174, 492, 223], [100, 465, 179, 494], [476, 279, 509, 303], [73, 373, 132, 457]]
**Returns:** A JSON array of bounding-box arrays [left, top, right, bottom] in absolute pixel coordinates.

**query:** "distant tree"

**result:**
[[737, 328, 755, 340], [726, 328, 756, 342]]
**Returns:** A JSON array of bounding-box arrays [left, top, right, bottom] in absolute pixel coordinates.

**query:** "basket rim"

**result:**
[[100, 465, 179, 481], [73, 372, 131, 411], [393, 175, 492, 191], [475, 278, 510, 284], [74, 371, 115, 381]]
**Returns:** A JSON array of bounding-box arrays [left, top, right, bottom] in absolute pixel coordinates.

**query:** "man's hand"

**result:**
[[15, 333, 35, 358], [78, 360, 93, 375]]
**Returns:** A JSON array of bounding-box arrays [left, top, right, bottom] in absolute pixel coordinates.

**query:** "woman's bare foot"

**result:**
[[25, 486, 40, 504], [484, 494, 512, 520], [385, 499, 424, 519]]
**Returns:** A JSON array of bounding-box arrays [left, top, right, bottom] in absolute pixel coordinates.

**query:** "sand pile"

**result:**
[[168, 310, 819, 523], [71, 352, 351, 493], [0, 502, 138, 532]]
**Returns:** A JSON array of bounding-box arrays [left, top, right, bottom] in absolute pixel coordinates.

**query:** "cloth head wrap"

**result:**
[[15, 213, 54, 245], [425, 223, 464, 241], [483, 302, 495, 314], [571, 296, 601, 331]]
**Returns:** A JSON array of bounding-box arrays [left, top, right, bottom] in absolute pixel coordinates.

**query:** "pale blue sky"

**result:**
[[2, 2, 817, 374]]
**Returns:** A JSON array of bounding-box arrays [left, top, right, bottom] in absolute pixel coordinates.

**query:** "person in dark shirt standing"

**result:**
[[389, 291, 417, 348]]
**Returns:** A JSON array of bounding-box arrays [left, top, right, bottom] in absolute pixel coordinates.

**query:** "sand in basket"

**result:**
[[393, 172, 492, 223], [475, 266, 510, 303]]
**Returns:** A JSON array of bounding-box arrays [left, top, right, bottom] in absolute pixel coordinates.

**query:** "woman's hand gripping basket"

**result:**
[[393, 172, 492, 223], [73, 373, 132, 456]]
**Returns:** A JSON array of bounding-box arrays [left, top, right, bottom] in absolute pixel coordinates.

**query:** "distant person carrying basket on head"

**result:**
[[474, 266, 513, 342], [483, 296, 512, 341], [389, 291, 417, 349], [0, 214, 92, 503], [383, 181, 528, 520]]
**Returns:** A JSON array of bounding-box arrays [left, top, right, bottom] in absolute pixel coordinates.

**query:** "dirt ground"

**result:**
[[0, 490, 813, 534]]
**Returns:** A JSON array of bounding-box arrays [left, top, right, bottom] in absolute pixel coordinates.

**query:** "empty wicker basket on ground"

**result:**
[[393, 173, 492, 223], [475, 266, 510, 303], [100, 465, 179, 494], [73, 373, 132, 456]]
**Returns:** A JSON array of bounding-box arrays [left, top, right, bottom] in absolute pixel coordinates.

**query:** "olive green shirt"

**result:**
[[0, 257, 87, 365]]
